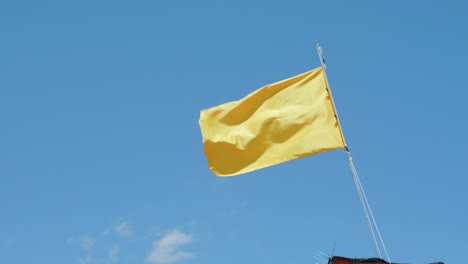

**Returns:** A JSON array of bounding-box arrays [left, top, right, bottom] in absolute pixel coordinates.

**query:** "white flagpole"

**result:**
[[316, 44, 348, 151], [315, 43, 391, 262]]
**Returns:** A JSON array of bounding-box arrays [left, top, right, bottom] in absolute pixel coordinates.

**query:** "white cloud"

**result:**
[[80, 235, 95, 250], [109, 245, 120, 262], [146, 230, 194, 264], [115, 222, 133, 237], [78, 255, 92, 264]]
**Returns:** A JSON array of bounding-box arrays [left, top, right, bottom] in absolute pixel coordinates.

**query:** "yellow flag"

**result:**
[[199, 66, 346, 176]]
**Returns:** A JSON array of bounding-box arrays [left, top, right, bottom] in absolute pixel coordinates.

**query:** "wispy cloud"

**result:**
[[80, 235, 95, 250], [115, 222, 133, 237], [146, 230, 194, 264], [78, 255, 92, 264], [109, 245, 120, 262], [70, 223, 195, 264]]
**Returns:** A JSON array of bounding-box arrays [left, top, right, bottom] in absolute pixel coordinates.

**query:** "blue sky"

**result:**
[[1, 1, 467, 264]]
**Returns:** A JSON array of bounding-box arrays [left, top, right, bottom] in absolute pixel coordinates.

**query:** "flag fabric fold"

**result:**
[[199, 66, 346, 176]]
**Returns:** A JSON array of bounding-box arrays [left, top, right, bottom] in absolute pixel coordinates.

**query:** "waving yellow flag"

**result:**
[[199, 66, 346, 176]]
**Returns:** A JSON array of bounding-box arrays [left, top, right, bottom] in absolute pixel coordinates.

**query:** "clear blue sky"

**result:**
[[1, 1, 467, 264]]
